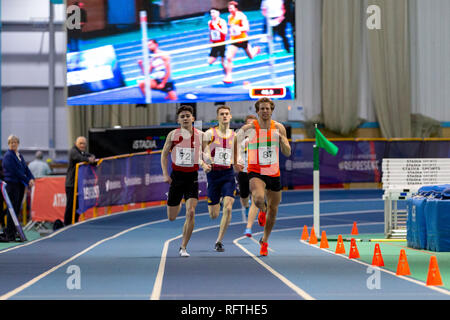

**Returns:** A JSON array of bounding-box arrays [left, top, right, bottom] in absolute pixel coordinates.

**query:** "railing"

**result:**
[[72, 138, 450, 224]]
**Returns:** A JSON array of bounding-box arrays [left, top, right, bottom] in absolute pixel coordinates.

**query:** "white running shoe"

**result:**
[[179, 247, 190, 257]]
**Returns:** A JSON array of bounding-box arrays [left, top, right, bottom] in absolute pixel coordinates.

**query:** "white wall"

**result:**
[[1, 0, 449, 160], [1, 0, 67, 158], [410, 0, 450, 121]]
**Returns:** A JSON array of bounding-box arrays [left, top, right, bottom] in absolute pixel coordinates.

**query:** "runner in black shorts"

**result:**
[[161, 105, 205, 257], [236, 114, 259, 237], [207, 8, 228, 73], [209, 45, 226, 60], [154, 79, 176, 94], [167, 170, 199, 206], [235, 98, 291, 256], [247, 171, 282, 192]]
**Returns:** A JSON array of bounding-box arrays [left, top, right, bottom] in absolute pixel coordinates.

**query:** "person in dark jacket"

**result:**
[[64, 136, 95, 226], [0, 157, 5, 234], [1, 135, 35, 242]]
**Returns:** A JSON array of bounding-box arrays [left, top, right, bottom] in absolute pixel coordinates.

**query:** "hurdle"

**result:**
[[382, 158, 450, 239], [0, 180, 27, 242]]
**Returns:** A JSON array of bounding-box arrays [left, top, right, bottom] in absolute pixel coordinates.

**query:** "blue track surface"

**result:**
[[0, 189, 449, 300]]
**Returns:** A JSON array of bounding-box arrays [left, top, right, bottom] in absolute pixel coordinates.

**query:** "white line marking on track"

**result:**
[[233, 236, 315, 300], [0, 214, 172, 300], [1, 196, 385, 300]]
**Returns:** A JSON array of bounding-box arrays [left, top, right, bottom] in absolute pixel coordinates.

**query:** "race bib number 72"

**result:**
[[175, 147, 194, 166]]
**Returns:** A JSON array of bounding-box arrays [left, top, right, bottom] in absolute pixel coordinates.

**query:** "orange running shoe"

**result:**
[[260, 240, 268, 256], [258, 210, 266, 227]]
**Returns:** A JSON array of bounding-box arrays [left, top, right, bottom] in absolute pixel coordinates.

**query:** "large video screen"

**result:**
[[66, 0, 295, 105]]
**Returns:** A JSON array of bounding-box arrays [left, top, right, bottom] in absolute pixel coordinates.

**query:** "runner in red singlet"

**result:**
[[207, 8, 228, 73], [161, 105, 205, 257]]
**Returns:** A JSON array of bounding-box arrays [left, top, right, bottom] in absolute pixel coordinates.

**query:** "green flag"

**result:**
[[315, 128, 339, 156]]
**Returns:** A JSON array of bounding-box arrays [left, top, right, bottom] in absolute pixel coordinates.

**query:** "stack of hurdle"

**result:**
[[382, 158, 450, 239]]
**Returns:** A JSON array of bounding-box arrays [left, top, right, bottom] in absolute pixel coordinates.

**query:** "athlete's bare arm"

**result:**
[[216, 18, 228, 36], [161, 130, 175, 183], [234, 122, 255, 171], [275, 122, 291, 157], [201, 129, 212, 172], [158, 52, 171, 89], [239, 12, 250, 33]]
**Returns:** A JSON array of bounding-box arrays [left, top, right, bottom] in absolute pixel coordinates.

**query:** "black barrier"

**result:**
[[88, 124, 291, 158]]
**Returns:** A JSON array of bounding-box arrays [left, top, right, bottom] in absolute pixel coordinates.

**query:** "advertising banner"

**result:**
[[74, 140, 450, 214], [31, 176, 66, 222], [77, 152, 207, 214]]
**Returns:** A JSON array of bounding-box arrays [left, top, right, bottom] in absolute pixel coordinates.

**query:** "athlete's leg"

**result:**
[[167, 203, 182, 221], [166, 90, 178, 100], [249, 177, 267, 213], [139, 79, 157, 95], [181, 197, 197, 249], [245, 196, 259, 230], [208, 203, 221, 219], [208, 56, 217, 65], [224, 45, 238, 83], [245, 43, 260, 59], [167, 177, 183, 221], [216, 196, 234, 243], [240, 196, 249, 208], [220, 56, 226, 72], [261, 190, 281, 243]]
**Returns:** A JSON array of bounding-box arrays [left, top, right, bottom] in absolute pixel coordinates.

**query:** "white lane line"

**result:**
[[1, 195, 385, 300], [1, 197, 382, 255], [150, 234, 181, 300], [0, 218, 162, 300], [1, 211, 210, 300], [150, 220, 245, 300], [233, 235, 315, 300]]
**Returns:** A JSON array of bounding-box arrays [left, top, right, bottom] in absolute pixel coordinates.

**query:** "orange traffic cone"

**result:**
[[309, 227, 318, 245], [396, 249, 411, 276], [348, 238, 360, 259], [426, 256, 443, 286], [371, 243, 384, 267], [320, 231, 329, 248], [300, 225, 309, 240], [335, 234, 346, 254], [351, 221, 358, 235]]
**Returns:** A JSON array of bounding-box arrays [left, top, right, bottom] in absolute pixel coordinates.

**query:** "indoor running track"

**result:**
[[0, 189, 449, 300]]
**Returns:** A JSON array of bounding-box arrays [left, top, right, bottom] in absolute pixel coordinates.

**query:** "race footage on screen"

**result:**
[[66, 0, 295, 105]]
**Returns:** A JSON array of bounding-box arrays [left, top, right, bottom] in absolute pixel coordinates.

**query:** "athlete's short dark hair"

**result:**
[[216, 105, 231, 114], [244, 114, 257, 122], [177, 105, 194, 116]]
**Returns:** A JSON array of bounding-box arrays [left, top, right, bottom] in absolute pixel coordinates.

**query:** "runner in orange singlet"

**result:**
[[234, 98, 291, 256], [223, 1, 260, 84]]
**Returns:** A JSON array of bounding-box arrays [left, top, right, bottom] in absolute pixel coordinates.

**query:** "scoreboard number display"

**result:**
[[249, 87, 286, 99]]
